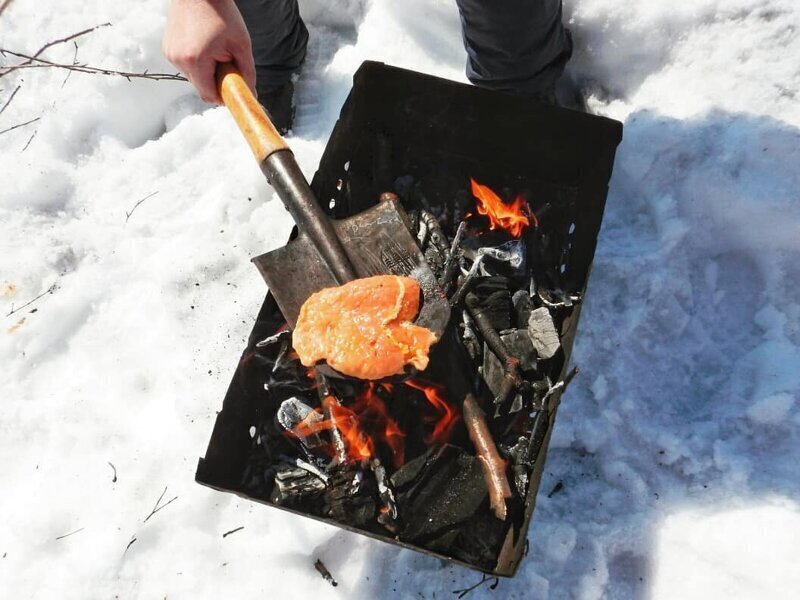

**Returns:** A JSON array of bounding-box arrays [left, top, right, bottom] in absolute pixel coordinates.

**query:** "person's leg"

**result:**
[[235, 0, 308, 90], [454, 0, 572, 100], [235, 0, 307, 131]]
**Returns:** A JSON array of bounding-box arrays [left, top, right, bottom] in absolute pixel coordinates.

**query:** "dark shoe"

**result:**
[[257, 81, 295, 135]]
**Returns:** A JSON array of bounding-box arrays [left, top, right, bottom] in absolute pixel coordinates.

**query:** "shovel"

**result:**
[[216, 63, 451, 341]]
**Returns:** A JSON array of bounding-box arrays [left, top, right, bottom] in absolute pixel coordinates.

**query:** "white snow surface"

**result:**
[[1, 0, 799, 598]]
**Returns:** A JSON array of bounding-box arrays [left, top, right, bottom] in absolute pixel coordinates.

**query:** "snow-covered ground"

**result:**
[[1, 0, 799, 598]]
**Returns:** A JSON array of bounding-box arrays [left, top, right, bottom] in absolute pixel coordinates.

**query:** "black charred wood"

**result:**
[[391, 445, 487, 544], [512, 289, 534, 329], [465, 292, 521, 408], [269, 464, 326, 506], [472, 278, 512, 330], [324, 466, 377, 527]]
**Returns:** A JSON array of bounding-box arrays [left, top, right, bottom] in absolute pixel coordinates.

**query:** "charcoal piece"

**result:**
[[504, 436, 530, 495], [528, 307, 560, 359], [509, 393, 524, 414], [269, 465, 326, 505], [325, 466, 376, 527], [512, 290, 533, 329], [276, 397, 325, 449], [391, 445, 487, 543], [449, 512, 508, 570], [482, 331, 537, 399], [503, 330, 537, 370], [472, 278, 511, 330]]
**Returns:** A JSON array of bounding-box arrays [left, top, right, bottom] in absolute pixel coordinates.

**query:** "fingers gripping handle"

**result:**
[[216, 62, 288, 162]]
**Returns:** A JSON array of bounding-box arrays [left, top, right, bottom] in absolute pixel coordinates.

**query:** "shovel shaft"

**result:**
[[217, 62, 356, 285], [216, 62, 287, 162]]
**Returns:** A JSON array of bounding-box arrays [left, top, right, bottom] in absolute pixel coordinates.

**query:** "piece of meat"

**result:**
[[292, 275, 438, 380]]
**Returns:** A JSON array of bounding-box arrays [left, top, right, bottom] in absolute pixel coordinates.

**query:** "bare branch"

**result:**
[[222, 526, 244, 538], [0, 83, 20, 116], [55, 527, 85, 541], [0, 23, 111, 78], [1, 52, 187, 82], [0, 116, 39, 136], [6, 281, 57, 317], [143, 486, 178, 523], [61, 41, 79, 88], [0, 0, 16, 19], [21, 129, 36, 152], [125, 191, 159, 223]]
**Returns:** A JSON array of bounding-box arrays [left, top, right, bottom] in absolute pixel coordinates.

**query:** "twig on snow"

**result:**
[[125, 191, 158, 223], [21, 129, 36, 151], [0, 23, 186, 83], [222, 526, 244, 538], [0, 0, 16, 19], [108, 461, 117, 483], [143, 486, 178, 523], [0, 116, 39, 135], [452, 573, 500, 598], [0, 83, 20, 116], [123, 536, 136, 554], [6, 281, 57, 317], [1, 50, 186, 82], [55, 527, 85, 541], [60, 41, 79, 88], [0, 23, 111, 78]]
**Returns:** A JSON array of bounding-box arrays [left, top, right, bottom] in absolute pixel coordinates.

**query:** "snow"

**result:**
[[1, 0, 798, 598]]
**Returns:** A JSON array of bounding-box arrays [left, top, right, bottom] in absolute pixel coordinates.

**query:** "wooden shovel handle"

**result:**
[[216, 62, 289, 162]]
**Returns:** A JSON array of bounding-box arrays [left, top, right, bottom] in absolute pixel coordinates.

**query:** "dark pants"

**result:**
[[235, 0, 572, 97]]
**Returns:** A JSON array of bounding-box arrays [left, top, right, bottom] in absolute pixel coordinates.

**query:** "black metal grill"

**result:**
[[195, 61, 622, 577]]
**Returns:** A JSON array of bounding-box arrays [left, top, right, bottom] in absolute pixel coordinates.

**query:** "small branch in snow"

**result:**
[[452, 574, 499, 598], [222, 526, 244, 538], [123, 536, 136, 555], [0, 23, 111, 78], [108, 462, 117, 483], [0, 23, 186, 83], [0, 83, 20, 116], [21, 129, 36, 152], [6, 282, 57, 317], [125, 191, 158, 223], [60, 41, 79, 88], [143, 486, 178, 523], [0, 116, 39, 136], [314, 559, 338, 587], [55, 527, 84, 541], [0, 0, 16, 19], [0, 52, 187, 82]]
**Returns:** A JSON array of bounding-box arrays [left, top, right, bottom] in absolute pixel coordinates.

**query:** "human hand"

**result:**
[[162, 0, 256, 104]]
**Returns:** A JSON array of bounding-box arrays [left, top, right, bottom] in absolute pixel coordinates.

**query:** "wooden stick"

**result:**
[[462, 393, 511, 520]]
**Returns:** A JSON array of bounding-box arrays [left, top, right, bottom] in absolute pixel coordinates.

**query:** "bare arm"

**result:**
[[162, 0, 256, 104]]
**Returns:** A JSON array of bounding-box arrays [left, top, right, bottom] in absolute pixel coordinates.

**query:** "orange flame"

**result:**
[[470, 178, 533, 238], [291, 384, 405, 468], [405, 379, 460, 444]]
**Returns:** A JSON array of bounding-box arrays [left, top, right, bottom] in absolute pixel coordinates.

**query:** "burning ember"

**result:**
[[469, 178, 534, 238], [404, 379, 459, 445], [291, 383, 405, 468]]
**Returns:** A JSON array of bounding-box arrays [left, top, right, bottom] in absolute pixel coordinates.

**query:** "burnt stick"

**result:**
[[462, 393, 512, 520], [464, 292, 522, 407], [314, 372, 348, 465]]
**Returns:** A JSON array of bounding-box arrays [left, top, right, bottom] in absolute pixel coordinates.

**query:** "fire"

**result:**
[[405, 379, 459, 445], [470, 178, 534, 238], [291, 383, 405, 468]]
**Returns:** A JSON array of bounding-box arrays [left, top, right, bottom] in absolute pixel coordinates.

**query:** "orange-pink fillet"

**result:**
[[292, 275, 437, 380]]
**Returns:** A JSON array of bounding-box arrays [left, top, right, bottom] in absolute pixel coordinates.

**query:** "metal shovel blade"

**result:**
[[253, 198, 451, 337]]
